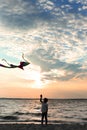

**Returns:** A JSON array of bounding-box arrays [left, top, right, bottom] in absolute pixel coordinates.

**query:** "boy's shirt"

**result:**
[[41, 102, 48, 113]]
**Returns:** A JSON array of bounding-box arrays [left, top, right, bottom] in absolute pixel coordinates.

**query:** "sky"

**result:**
[[0, 0, 87, 98]]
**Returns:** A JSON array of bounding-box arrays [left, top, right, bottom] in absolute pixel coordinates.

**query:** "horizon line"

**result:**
[[0, 97, 87, 100]]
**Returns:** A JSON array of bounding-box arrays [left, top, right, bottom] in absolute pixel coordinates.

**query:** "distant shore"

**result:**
[[0, 123, 87, 130]]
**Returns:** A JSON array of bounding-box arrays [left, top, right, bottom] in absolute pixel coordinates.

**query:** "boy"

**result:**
[[40, 94, 48, 125]]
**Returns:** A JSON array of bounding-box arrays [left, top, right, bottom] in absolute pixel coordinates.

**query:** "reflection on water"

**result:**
[[0, 99, 87, 124]]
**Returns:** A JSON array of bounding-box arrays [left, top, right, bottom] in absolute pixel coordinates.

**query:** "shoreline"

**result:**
[[0, 123, 87, 130]]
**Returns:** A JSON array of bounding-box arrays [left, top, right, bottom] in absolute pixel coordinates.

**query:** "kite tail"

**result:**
[[22, 53, 30, 63], [2, 59, 10, 66], [22, 53, 25, 61]]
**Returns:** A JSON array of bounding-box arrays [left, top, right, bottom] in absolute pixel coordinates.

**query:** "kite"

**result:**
[[0, 53, 30, 70]]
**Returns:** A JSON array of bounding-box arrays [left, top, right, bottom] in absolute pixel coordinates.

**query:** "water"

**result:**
[[0, 99, 87, 124]]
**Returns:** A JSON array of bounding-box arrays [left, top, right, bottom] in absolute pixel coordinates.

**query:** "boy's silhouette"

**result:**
[[40, 94, 48, 125]]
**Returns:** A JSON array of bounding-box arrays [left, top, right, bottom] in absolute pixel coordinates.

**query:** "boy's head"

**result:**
[[44, 98, 48, 103]]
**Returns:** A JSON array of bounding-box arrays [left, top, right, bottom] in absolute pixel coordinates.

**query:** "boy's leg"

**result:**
[[44, 112, 48, 125], [41, 113, 44, 125]]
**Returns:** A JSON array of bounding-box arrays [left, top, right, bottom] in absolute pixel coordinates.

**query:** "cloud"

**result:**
[[0, 0, 53, 30]]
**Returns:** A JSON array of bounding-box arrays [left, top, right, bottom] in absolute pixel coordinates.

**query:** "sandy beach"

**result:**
[[0, 123, 87, 130]]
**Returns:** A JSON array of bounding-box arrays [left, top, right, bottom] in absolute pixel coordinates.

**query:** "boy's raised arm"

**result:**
[[40, 94, 43, 103]]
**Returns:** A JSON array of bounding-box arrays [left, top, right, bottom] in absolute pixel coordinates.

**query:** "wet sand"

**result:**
[[0, 123, 87, 130]]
